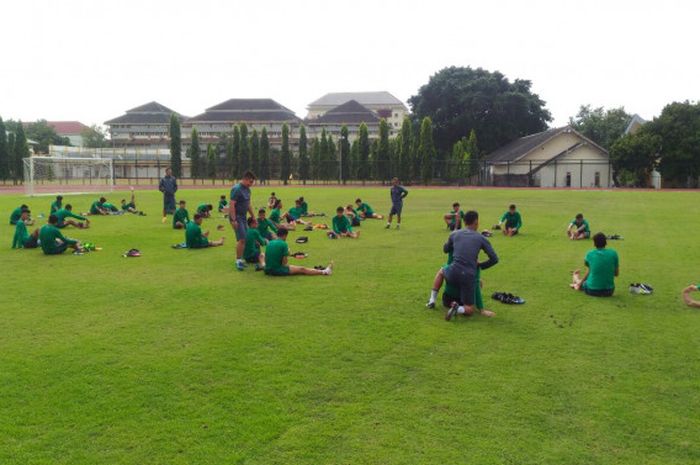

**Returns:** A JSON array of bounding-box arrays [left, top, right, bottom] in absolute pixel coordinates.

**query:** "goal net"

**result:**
[[23, 156, 114, 196]]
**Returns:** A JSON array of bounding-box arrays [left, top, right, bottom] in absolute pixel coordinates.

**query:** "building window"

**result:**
[[594, 171, 601, 187], [565, 172, 572, 187]]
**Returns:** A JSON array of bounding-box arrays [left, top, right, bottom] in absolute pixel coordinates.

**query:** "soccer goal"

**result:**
[[23, 156, 114, 196]]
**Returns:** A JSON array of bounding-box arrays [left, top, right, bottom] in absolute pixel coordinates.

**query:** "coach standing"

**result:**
[[230, 170, 256, 271], [159, 167, 178, 221]]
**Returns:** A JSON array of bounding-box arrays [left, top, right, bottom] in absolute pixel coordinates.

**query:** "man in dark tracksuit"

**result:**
[[443, 210, 499, 321], [386, 177, 408, 229], [159, 167, 178, 218]]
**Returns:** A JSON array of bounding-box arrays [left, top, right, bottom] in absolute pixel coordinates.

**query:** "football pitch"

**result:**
[[1, 186, 698, 465]]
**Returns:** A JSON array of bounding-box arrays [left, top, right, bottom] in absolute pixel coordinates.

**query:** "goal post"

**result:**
[[23, 156, 114, 196]]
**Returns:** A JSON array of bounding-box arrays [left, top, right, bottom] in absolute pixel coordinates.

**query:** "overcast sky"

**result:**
[[1, 0, 697, 128]]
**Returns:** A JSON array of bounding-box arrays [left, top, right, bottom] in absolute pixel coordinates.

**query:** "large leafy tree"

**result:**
[[13, 123, 30, 182], [239, 124, 249, 174], [260, 127, 270, 184], [339, 125, 350, 184], [357, 123, 370, 181], [23, 120, 70, 153], [81, 125, 109, 148], [250, 128, 260, 176], [650, 101, 700, 187], [189, 128, 201, 178], [569, 105, 631, 150], [169, 114, 182, 177], [376, 119, 390, 182], [409, 66, 551, 154], [609, 131, 660, 187], [0, 116, 9, 180], [418, 117, 435, 184], [298, 125, 309, 184], [280, 123, 291, 184]]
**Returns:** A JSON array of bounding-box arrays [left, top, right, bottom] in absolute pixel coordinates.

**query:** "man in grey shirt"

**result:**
[[443, 210, 499, 320]]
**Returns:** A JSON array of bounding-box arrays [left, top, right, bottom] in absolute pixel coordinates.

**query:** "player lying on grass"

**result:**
[[39, 214, 82, 255], [197, 203, 214, 218], [682, 284, 700, 308], [332, 207, 360, 238], [186, 213, 225, 249], [9, 205, 33, 225], [173, 200, 190, 229], [121, 187, 143, 214], [55, 204, 89, 229], [443, 210, 499, 321], [244, 217, 267, 270], [567, 213, 590, 240], [345, 205, 362, 227], [386, 177, 408, 229], [427, 265, 494, 318], [570, 232, 619, 297], [50, 195, 63, 214], [445, 202, 465, 231], [498, 204, 522, 236], [264, 227, 333, 276], [257, 208, 278, 240], [355, 198, 383, 219], [11, 209, 39, 249], [218, 195, 228, 213]]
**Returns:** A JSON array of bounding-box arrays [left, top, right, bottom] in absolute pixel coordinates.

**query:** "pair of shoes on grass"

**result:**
[[629, 283, 653, 295], [491, 292, 525, 305]]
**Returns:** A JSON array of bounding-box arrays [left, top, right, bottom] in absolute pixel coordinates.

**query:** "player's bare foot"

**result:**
[[481, 310, 496, 318]]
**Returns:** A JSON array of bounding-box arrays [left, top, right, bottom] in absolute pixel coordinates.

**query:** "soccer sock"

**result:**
[[429, 289, 438, 302], [457, 306, 466, 314]]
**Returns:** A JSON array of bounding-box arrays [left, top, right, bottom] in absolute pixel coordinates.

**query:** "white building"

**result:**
[[47, 121, 89, 147], [305, 100, 380, 141], [105, 102, 186, 149], [306, 91, 408, 135]]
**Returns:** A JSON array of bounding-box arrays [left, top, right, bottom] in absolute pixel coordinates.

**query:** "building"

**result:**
[[624, 114, 646, 136], [104, 101, 186, 149], [46, 121, 89, 147], [484, 126, 611, 188], [183, 98, 301, 148], [305, 100, 379, 141], [306, 91, 408, 134]]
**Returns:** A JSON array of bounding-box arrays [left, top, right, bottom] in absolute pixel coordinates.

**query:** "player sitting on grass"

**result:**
[[257, 208, 278, 240], [197, 203, 214, 218], [355, 198, 383, 219], [570, 232, 619, 297], [55, 204, 89, 229], [682, 284, 700, 308], [10, 205, 32, 225], [443, 210, 499, 321], [445, 202, 465, 231], [244, 217, 267, 270], [287, 199, 309, 225], [345, 204, 362, 227], [218, 195, 228, 213], [11, 209, 40, 249], [39, 214, 82, 255], [173, 200, 190, 229], [101, 200, 120, 213], [89, 197, 110, 215], [50, 195, 63, 214], [386, 177, 408, 229], [186, 213, 225, 249], [264, 227, 332, 276], [332, 207, 360, 238], [498, 204, 522, 236], [567, 213, 590, 240], [268, 192, 278, 209], [269, 199, 299, 230], [120, 187, 143, 214]]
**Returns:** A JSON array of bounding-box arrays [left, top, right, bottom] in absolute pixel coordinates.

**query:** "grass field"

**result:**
[[1, 186, 699, 465]]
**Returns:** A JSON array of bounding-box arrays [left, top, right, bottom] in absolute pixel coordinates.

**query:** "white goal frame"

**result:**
[[23, 156, 114, 196]]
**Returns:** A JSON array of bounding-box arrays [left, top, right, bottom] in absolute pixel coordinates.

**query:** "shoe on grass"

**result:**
[[445, 302, 458, 321], [426, 301, 435, 309]]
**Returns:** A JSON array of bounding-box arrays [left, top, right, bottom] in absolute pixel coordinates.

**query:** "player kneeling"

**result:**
[[264, 227, 332, 276]]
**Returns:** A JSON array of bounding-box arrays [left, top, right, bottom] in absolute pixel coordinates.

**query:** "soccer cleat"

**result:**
[[236, 261, 245, 271], [255, 264, 263, 271], [426, 300, 435, 309], [445, 302, 458, 321]]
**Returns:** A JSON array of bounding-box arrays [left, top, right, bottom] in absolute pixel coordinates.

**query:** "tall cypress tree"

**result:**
[[206, 143, 217, 178], [339, 125, 350, 184], [419, 117, 435, 185], [357, 123, 370, 182], [169, 114, 182, 177], [239, 123, 249, 174], [350, 139, 359, 180], [298, 125, 309, 184], [411, 120, 421, 182], [399, 116, 412, 182], [327, 135, 336, 181], [189, 128, 201, 178], [250, 128, 260, 176], [0, 117, 9, 180], [370, 139, 379, 180], [280, 123, 291, 184], [319, 129, 329, 181], [13, 123, 29, 183], [377, 119, 390, 182], [260, 127, 270, 184], [231, 126, 240, 178], [310, 137, 321, 181]]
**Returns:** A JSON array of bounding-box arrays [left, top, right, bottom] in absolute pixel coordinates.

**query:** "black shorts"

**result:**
[[163, 194, 176, 213], [390, 203, 403, 216], [46, 242, 69, 255], [444, 264, 476, 306], [507, 227, 519, 235], [583, 285, 614, 297], [23, 236, 39, 249], [442, 292, 461, 308], [245, 252, 260, 264]]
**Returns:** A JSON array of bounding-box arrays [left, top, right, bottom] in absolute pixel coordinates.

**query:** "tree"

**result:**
[[0, 116, 9, 180], [327, 135, 336, 181], [310, 137, 321, 181], [250, 128, 260, 176], [206, 143, 218, 178], [377, 119, 390, 182], [298, 125, 309, 184], [239, 124, 249, 174], [648, 101, 700, 187], [339, 125, 350, 184], [23, 120, 70, 153], [260, 127, 271, 184], [231, 126, 240, 178], [370, 139, 378, 180], [418, 117, 435, 184], [12, 123, 29, 182], [357, 123, 370, 181], [319, 129, 329, 181], [398, 116, 412, 182], [169, 114, 182, 177], [609, 131, 660, 187], [569, 105, 631, 150], [280, 123, 291, 184], [350, 139, 359, 180], [189, 128, 201, 178], [411, 120, 421, 181], [81, 125, 109, 148], [409, 66, 552, 154]]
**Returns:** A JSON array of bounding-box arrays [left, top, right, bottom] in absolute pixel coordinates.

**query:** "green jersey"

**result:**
[[55, 208, 86, 224], [500, 211, 522, 229], [265, 239, 289, 273], [584, 248, 619, 291], [173, 208, 190, 228], [122, 202, 135, 211], [448, 210, 465, 227], [288, 206, 304, 220], [244, 228, 266, 260], [358, 203, 374, 216], [10, 207, 23, 224], [332, 215, 352, 234], [185, 221, 209, 248], [270, 208, 281, 223], [90, 201, 104, 214], [197, 203, 209, 214], [300, 201, 309, 215], [12, 220, 30, 248], [102, 202, 118, 212], [257, 217, 277, 236], [39, 224, 76, 254], [570, 218, 590, 233], [50, 200, 62, 213], [218, 199, 228, 210]]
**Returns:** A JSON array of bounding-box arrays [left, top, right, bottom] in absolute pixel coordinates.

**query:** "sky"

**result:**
[[1, 0, 697, 128]]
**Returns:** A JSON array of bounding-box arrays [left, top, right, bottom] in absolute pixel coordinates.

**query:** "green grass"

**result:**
[[1, 187, 699, 465]]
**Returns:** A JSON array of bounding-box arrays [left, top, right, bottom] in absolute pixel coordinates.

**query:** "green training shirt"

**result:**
[[10, 207, 23, 224], [90, 201, 104, 214], [264, 239, 289, 273], [55, 208, 86, 224], [50, 200, 62, 213], [218, 199, 228, 210], [300, 201, 309, 214], [185, 222, 209, 248], [173, 208, 190, 228], [257, 217, 277, 236], [359, 202, 374, 216], [288, 206, 304, 220], [12, 220, 30, 248], [122, 202, 136, 211], [244, 228, 266, 260], [584, 248, 619, 291], [39, 224, 77, 254], [570, 219, 590, 233], [500, 211, 522, 229], [270, 208, 281, 223], [332, 215, 352, 234]]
